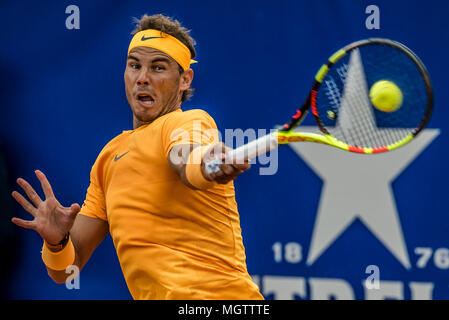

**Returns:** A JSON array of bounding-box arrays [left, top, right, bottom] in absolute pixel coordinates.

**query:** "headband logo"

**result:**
[[141, 35, 162, 41]]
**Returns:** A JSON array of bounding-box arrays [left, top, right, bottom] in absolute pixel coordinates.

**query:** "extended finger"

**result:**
[[11, 217, 36, 230], [35, 170, 55, 199], [17, 178, 42, 207], [220, 163, 238, 176], [12, 191, 37, 217], [231, 162, 251, 171]]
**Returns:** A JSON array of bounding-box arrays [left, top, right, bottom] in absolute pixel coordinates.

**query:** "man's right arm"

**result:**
[[46, 214, 108, 283], [168, 143, 251, 189]]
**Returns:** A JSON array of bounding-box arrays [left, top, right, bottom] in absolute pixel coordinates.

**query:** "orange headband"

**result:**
[[128, 29, 197, 70]]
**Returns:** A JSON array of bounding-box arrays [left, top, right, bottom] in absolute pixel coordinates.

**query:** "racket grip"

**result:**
[[205, 132, 278, 174]]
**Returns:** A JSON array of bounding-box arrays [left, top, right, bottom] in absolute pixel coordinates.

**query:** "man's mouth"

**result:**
[[136, 93, 155, 106]]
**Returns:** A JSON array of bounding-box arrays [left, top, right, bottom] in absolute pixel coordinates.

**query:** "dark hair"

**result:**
[[131, 14, 196, 102]]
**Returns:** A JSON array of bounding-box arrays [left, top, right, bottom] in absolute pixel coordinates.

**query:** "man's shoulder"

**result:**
[[182, 108, 213, 118], [106, 130, 131, 146], [165, 108, 216, 126]]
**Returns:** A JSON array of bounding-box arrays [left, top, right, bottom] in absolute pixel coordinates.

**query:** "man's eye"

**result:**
[[130, 63, 141, 70], [153, 65, 165, 71]]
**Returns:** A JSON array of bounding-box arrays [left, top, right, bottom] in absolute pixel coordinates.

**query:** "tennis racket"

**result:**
[[206, 38, 433, 174]]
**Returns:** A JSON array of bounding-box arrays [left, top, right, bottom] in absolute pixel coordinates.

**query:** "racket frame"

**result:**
[[205, 38, 433, 173], [280, 38, 433, 154]]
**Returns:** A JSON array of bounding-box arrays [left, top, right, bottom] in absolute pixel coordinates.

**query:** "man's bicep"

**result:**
[[70, 214, 109, 270]]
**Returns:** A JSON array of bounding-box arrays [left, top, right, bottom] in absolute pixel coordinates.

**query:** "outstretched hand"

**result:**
[[11, 170, 80, 246]]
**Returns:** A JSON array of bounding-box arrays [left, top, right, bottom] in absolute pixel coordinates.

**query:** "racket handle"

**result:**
[[205, 132, 278, 174]]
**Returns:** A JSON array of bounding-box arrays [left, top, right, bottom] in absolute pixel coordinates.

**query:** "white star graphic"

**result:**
[[289, 128, 439, 269], [270, 44, 437, 269]]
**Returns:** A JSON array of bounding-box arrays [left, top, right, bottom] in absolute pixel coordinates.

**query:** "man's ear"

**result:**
[[180, 68, 194, 91]]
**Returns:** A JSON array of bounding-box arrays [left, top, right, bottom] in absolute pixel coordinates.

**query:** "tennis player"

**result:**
[[11, 14, 263, 300]]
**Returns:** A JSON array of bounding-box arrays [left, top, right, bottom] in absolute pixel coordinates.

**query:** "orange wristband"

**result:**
[[41, 235, 75, 271], [186, 146, 217, 190]]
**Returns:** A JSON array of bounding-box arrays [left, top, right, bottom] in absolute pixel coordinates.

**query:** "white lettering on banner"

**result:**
[[409, 282, 434, 300], [414, 247, 449, 269], [254, 275, 434, 300], [309, 278, 355, 300], [272, 242, 302, 264], [263, 276, 307, 300], [365, 281, 403, 300]]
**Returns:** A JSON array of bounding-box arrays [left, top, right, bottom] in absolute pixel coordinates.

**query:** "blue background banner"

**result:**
[[1, 0, 448, 299]]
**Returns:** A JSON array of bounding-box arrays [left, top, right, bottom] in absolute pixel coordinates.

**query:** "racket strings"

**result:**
[[315, 44, 429, 149], [334, 49, 390, 148]]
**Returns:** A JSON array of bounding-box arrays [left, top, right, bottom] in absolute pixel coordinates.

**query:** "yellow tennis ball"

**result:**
[[369, 80, 403, 112]]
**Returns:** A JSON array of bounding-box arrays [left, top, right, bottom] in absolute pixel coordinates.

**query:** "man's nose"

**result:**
[[136, 70, 150, 86]]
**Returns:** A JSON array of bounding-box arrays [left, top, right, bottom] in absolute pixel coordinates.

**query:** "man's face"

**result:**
[[124, 46, 192, 128]]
